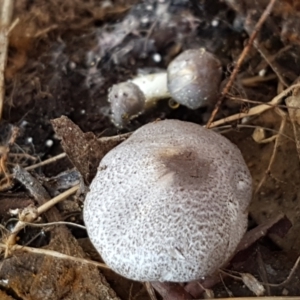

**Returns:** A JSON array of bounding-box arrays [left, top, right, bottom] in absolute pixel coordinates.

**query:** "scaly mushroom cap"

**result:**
[[84, 119, 252, 282], [167, 48, 222, 109]]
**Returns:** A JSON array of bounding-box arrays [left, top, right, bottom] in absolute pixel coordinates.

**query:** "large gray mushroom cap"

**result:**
[[167, 48, 222, 109], [84, 119, 252, 282]]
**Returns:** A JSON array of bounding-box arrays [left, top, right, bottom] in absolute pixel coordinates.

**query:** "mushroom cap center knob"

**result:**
[[83, 119, 252, 282]]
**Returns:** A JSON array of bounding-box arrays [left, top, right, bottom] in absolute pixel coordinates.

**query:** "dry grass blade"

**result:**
[[24, 152, 67, 171], [0, 242, 109, 270], [37, 184, 79, 215], [220, 255, 300, 292], [286, 96, 300, 161], [267, 256, 300, 287], [254, 108, 287, 195], [0, 0, 15, 120], [4, 184, 79, 257], [12, 220, 86, 230], [208, 83, 300, 128]]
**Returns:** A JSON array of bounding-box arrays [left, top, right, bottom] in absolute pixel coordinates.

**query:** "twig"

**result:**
[[286, 95, 300, 161], [216, 124, 294, 142], [206, 0, 277, 128], [257, 250, 271, 295], [9, 219, 86, 230], [254, 44, 290, 87], [241, 74, 277, 87], [4, 172, 78, 258], [25, 152, 67, 171], [220, 254, 300, 289], [37, 185, 79, 215], [228, 95, 300, 110], [267, 256, 300, 287], [254, 108, 287, 195], [235, 213, 288, 253], [219, 273, 233, 297], [208, 83, 300, 128], [0, 0, 15, 119], [0, 242, 109, 269]]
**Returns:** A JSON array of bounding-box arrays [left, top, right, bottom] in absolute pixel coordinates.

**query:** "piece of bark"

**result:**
[[51, 116, 130, 185]]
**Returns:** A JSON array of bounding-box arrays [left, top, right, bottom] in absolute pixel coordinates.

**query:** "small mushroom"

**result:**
[[108, 48, 222, 127], [84, 119, 252, 282], [167, 48, 222, 109], [108, 82, 146, 127], [108, 73, 168, 127]]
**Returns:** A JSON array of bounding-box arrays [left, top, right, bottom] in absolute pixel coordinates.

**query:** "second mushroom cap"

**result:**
[[167, 48, 222, 109]]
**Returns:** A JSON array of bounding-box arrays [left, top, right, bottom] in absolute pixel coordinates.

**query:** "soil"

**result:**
[[1, 0, 300, 299]]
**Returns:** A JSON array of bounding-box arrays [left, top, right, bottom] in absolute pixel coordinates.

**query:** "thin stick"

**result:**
[[267, 256, 300, 287], [206, 0, 277, 128], [37, 185, 79, 215], [24, 133, 131, 171], [254, 109, 286, 195], [208, 83, 300, 128], [286, 96, 300, 161], [9, 219, 86, 230], [4, 185, 78, 257], [216, 124, 294, 142], [0, 242, 109, 270], [0, 0, 15, 120], [25, 152, 67, 171], [228, 95, 300, 110], [221, 255, 300, 289]]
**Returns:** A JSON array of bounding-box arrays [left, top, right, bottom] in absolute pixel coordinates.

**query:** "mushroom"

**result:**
[[108, 73, 168, 127], [167, 48, 222, 110], [83, 119, 252, 282], [108, 82, 146, 128], [108, 48, 222, 127]]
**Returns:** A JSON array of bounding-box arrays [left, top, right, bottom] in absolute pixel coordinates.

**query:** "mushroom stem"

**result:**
[[131, 72, 170, 105]]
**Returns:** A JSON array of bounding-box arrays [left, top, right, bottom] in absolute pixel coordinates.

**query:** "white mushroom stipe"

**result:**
[[131, 72, 169, 102], [84, 119, 252, 282], [167, 48, 222, 109]]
